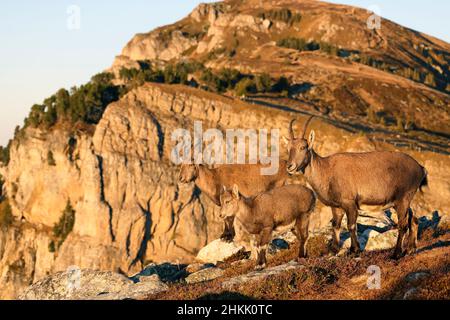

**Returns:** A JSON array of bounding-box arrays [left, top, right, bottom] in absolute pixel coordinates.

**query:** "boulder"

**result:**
[[364, 229, 398, 251], [185, 267, 225, 284], [339, 229, 398, 254], [222, 260, 303, 290], [196, 239, 245, 264], [19, 269, 168, 300]]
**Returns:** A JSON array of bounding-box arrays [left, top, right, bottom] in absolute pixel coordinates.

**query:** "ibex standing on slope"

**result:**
[[220, 184, 316, 270], [179, 162, 288, 241], [285, 117, 428, 259]]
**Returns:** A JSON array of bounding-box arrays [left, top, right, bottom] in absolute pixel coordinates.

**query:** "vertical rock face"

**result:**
[[1, 0, 449, 299], [1, 82, 449, 299]]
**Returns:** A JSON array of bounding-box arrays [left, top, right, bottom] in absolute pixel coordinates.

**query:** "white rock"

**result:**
[[196, 239, 245, 264]]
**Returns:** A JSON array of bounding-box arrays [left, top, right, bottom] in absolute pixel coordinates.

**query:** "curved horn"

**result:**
[[289, 119, 296, 139], [301, 116, 314, 138]]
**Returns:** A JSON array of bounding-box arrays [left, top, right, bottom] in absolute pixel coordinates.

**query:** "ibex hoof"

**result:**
[[346, 249, 361, 258], [254, 264, 266, 271], [391, 250, 406, 260], [220, 235, 234, 243], [405, 246, 417, 256]]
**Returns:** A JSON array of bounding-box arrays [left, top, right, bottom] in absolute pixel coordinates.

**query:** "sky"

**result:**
[[0, 0, 449, 146]]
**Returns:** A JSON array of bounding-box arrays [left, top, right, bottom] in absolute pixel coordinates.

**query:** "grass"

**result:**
[[145, 231, 450, 300]]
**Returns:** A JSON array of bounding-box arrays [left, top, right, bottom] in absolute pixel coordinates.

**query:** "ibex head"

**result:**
[[178, 164, 199, 183], [219, 185, 240, 219], [284, 116, 315, 175], [178, 139, 201, 183]]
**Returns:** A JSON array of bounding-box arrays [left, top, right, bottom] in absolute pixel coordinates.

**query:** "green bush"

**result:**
[[235, 78, 256, 96], [47, 151, 56, 166], [255, 73, 272, 93], [0, 142, 11, 165], [258, 9, 301, 25], [22, 72, 120, 131], [52, 200, 76, 249], [0, 198, 13, 228]]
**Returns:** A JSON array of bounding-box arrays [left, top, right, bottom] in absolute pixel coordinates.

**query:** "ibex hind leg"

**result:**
[[254, 228, 272, 271], [406, 208, 418, 255], [392, 198, 412, 259]]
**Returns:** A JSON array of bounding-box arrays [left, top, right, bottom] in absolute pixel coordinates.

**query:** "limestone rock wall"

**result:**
[[0, 83, 449, 299]]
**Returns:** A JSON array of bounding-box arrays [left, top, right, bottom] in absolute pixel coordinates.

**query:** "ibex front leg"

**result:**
[[254, 227, 272, 271], [220, 216, 235, 242], [343, 203, 361, 255], [331, 207, 345, 254]]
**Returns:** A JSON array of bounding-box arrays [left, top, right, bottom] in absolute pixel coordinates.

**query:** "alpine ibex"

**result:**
[[220, 184, 316, 269], [285, 116, 428, 259], [178, 162, 288, 241]]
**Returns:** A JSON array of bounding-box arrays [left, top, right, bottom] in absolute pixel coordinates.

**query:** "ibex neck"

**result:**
[[196, 166, 220, 205], [236, 197, 254, 226], [304, 149, 326, 184]]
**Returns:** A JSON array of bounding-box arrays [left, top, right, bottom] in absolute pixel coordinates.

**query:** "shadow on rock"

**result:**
[[131, 263, 188, 283]]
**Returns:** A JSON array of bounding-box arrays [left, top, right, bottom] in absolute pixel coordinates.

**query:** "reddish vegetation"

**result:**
[[146, 232, 449, 300]]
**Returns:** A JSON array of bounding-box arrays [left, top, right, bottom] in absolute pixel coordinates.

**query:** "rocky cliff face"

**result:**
[[1, 83, 449, 299], [0, 0, 449, 299]]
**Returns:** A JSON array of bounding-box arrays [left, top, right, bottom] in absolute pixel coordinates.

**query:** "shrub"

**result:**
[[258, 9, 301, 25], [0, 142, 11, 165], [424, 73, 437, 87], [22, 72, 120, 131], [255, 73, 272, 93], [0, 198, 13, 228], [272, 76, 290, 93], [52, 200, 76, 249], [235, 78, 255, 96], [47, 151, 56, 166]]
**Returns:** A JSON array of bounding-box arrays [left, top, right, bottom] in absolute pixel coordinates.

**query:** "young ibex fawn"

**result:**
[[220, 184, 316, 270], [285, 116, 428, 259], [179, 162, 288, 241]]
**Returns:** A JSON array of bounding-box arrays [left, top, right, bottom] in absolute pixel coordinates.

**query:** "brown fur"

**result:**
[[179, 161, 288, 240], [220, 184, 316, 269], [286, 117, 428, 259]]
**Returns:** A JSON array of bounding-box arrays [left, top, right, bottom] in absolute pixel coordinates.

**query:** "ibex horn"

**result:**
[[301, 116, 314, 138], [289, 119, 296, 139]]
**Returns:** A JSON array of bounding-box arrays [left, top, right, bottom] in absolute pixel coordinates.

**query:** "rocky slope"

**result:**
[[0, 0, 449, 299]]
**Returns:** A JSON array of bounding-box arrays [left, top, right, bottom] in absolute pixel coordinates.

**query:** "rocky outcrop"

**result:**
[[1, 82, 449, 299], [222, 260, 303, 290], [196, 239, 245, 264]]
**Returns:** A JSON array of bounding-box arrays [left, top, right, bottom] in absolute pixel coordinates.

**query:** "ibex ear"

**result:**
[[232, 184, 240, 199], [308, 130, 315, 150], [281, 136, 290, 147], [222, 185, 227, 193]]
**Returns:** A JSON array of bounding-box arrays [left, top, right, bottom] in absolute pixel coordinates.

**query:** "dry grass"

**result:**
[[146, 232, 450, 300]]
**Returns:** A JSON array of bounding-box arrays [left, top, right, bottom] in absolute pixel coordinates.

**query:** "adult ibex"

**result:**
[[285, 116, 428, 259], [179, 162, 288, 241], [220, 184, 316, 269]]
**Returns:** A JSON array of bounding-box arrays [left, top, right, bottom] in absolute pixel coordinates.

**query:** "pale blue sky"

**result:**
[[0, 0, 449, 146]]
